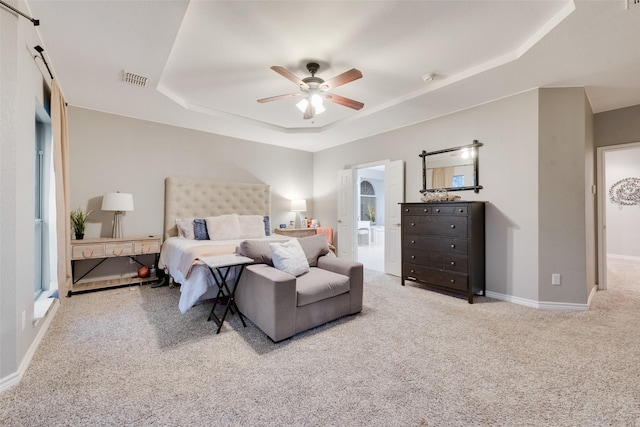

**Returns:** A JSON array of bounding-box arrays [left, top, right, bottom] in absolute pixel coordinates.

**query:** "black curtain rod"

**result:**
[[0, 0, 39, 25], [34, 45, 53, 80]]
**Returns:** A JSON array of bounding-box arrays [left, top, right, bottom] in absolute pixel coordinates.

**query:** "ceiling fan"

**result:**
[[257, 62, 364, 120]]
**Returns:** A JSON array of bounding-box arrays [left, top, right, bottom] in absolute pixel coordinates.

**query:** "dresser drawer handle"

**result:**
[[411, 223, 415, 226], [450, 225, 455, 229], [82, 250, 94, 259], [450, 279, 455, 283], [411, 240, 416, 244], [458, 209, 464, 213], [423, 208, 428, 212], [112, 248, 123, 256], [435, 209, 440, 213], [410, 269, 415, 274], [450, 244, 455, 248], [411, 255, 415, 259], [450, 261, 455, 265], [405, 208, 409, 212]]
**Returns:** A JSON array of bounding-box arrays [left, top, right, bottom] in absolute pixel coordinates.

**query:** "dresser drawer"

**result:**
[[403, 263, 468, 292], [105, 242, 134, 257], [404, 215, 467, 238], [404, 249, 468, 273], [402, 205, 467, 215], [72, 244, 105, 260], [135, 240, 161, 254], [404, 235, 468, 255]]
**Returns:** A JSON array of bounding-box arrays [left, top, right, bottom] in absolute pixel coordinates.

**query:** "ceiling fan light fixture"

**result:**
[[296, 94, 325, 114]]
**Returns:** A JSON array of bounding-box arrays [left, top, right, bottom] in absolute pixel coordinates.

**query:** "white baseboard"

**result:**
[[485, 291, 589, 311], [607, 254, 640, 262], [0, 299, 60, 394]]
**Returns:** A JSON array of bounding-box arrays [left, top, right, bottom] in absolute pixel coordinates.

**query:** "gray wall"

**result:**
[[594, 104, 640, 149], [538, 88, 595, 304], [314, 89, 543, 302], [1, 5, 51, 383], [67, 108, 315, 239]]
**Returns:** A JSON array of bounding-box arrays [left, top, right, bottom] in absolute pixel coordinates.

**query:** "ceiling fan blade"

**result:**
[[257, 93, 302, 103], [321, 68, 363, 90], [271, 66, 308, 89], [303, 103, 315, 120], [324, 93, 364, 110]]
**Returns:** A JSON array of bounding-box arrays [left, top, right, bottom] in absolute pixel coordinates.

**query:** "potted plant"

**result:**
[[70, 207, 92, 240], [368, 205, 376, 225]]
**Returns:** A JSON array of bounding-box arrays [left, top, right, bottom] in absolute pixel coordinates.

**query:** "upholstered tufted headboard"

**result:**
[[163, 177, 271, 240]]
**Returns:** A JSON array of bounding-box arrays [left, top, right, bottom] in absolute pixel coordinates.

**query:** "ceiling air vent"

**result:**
[[123, 71, 149, 87]]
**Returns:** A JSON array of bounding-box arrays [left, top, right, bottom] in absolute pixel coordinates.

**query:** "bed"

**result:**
[[158, 177, 286, 313]]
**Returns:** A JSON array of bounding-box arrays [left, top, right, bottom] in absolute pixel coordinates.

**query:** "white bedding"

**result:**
[[159, 236, 286, 313]]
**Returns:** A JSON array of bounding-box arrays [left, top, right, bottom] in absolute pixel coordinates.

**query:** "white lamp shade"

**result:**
[[102, 192, 134, 211], [291, 199, 307, 212]]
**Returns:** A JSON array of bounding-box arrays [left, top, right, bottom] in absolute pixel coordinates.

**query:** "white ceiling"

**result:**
[[24, 0, 640, 152]]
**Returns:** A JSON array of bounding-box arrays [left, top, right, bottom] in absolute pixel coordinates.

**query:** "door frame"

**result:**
[[596, 141, 640, 290]]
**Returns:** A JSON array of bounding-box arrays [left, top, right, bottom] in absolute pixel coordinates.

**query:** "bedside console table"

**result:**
[[69, 236, 162, 296], [273, 228, 317, 238]]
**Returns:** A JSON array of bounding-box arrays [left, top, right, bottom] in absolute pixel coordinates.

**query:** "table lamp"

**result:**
[[102, 192, 134, 238], [291, 199, 307, 228]]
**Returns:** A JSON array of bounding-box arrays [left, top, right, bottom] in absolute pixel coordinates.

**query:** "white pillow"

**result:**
[[270, 239, 310, 277], [205, 214, 242, 241], [175, 218, 195, 239], [238, 215, 267, 239]]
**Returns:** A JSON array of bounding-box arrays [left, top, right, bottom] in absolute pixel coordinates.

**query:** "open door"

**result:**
[[384, 160, 404, 276], [337, 169, 355, 260]]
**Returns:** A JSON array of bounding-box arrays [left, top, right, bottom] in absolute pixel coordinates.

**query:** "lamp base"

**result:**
[[112, 211, 124, 238]]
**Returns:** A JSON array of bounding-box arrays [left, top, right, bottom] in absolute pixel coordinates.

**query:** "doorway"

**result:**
[[337, 159, 403, 275], [597, 142, 640, 291], [356, 166, 385, 272]]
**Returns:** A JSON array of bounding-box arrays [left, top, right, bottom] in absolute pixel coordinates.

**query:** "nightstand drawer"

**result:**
[[135, 240, 161, 254], [105, 242, 133, 257], [72, 244, 105, 260]]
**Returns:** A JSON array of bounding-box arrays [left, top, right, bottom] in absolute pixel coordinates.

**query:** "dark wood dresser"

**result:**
[[401, 201, 486, 303]]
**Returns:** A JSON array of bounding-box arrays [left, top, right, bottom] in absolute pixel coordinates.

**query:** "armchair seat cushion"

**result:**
[[296, 267, 350, 307]]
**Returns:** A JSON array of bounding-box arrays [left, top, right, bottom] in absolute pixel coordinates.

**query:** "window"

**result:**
[[34, 106, 52, 298], [452, 175, 465, 188], [360, 180, 376, 223]]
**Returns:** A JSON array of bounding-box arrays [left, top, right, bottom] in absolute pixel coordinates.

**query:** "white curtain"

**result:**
[[432, 167, 454, 188], [51, 80, 71, 299]]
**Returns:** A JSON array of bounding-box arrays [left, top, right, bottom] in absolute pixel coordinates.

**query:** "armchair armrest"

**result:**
[[317, 256, 363, 314], [235, 264, 297, 342]]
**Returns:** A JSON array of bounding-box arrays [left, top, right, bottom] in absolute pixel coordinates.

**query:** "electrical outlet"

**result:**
[[552, 274, 561, 286]]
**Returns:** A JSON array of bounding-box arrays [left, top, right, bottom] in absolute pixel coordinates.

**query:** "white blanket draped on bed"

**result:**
[[159, 236, 286, 313]]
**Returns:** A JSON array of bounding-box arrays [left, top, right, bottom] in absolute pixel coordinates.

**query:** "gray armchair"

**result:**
[[235, 235, 363, 342]]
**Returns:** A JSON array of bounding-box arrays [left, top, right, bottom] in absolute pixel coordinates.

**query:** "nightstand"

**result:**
[[69, 235, 162, 296]]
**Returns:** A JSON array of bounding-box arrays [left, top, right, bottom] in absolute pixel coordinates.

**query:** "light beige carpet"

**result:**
[[1, 262, 639, 426]]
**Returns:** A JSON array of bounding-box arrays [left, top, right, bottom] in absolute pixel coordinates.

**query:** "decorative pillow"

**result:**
[[175, 218, 195, 239], [270, 239, 310, 277], [297, 234, 330, 267], [238, 215, 267, 239], [238, 238, 286, 266], [263, 216, 271, 236], [205, 214, 242, 241], [193, 219, 209, 240]]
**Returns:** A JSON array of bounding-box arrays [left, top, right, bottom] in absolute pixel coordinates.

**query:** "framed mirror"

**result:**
[[420, 140, 483, 194]]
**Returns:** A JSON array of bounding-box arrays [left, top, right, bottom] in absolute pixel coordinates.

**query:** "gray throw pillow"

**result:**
[[238, 239, 286, 266], [297, 234, 330, 267]]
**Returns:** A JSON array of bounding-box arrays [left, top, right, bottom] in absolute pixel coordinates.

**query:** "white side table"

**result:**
[[200, 254, 253, 334]]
